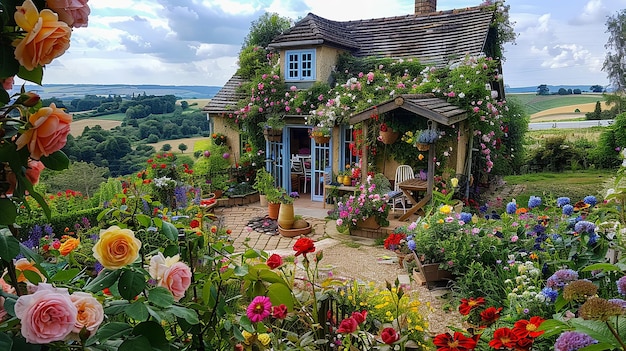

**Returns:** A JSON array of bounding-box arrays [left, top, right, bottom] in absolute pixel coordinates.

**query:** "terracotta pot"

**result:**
[[379, 130, 399, 144], [268, 202, 280, 220], [356, 216, 379, 229], [416, 143, 430, 151], [277, 203, 295, 229], [414, 253, 454, 283], [342, 176, 351, 186]]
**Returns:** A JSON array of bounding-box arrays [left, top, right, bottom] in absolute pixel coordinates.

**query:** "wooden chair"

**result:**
[[389, 165, 415, 213]]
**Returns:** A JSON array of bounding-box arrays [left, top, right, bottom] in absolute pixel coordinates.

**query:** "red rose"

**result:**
[[351, 310, 367, 324], [272, 304, 288, 319], [380, 327, 399, 345], [266, 254, 283, 269], [336, 317, 358, 334], [293, 237, 315, 257], [190, 219, 200, 229]]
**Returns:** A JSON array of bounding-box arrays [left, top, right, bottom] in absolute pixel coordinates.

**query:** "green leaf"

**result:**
[[132, 321, 169, 347], [93, 322, 133, 342], [50, 268, 81, 282], [259, 268, 287, 284], [580, 343, 616, 351], [581, 263, 620, 272], [18, 243, 42, 264], [239, 315, 255, 333], [0, 199, 17, 225], [570, 318, 621, 346], [17, 64, 43, 85], [267, 282, 294, 311], [118, 270, 145, 301], [160, 221, 178, 241], [84, 269, 121, 292], [0, 228, 20, 261], [104, 300, 130, 315], [167, 305, 200, 325], [40, 150, 70, 171], [135, 214, 152, 228], [22, 269, 43, 284], [0, 328, 12, 350], [147, 287, 175, 308], [118, 335, 152, 351], [125, 301, 149, 321]]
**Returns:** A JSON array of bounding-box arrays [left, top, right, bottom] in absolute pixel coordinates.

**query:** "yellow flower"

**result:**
[[258, 333, 271, 346], [450, 177, 459, 187], [92, 225, 142, 269], [242, 330, 253, 345], [439, 205, 452, 214], [59, 237, 80, 256], [422, 223, 430, 230], [437, 219, 444, 224], [418, 153, 424, 160]]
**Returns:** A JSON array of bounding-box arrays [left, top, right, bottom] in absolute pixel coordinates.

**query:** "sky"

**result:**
[[19, 0, 626, 88]]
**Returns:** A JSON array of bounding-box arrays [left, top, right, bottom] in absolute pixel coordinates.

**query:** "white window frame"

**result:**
[[285, 49, 316, 82]]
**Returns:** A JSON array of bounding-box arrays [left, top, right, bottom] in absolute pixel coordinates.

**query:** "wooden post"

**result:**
[[427, 121, 438, 196], [361, 121, 369, 184]]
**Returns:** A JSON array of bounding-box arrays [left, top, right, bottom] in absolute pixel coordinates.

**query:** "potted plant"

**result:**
[[261, 116, 284, 142], [335, 173, 392, 230], [415, 128, 439, 151], [253, 168, 274, 206], [265, 187, 282, 219], [277, 190, 297, 229], [309, 125, 331, 144]]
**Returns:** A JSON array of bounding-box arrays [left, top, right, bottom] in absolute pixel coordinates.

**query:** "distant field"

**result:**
[[508, 93, 606, 114], [147, 137, 210, 154], [70, 119, 121, 136]]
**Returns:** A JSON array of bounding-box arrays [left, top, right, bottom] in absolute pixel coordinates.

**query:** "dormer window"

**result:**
[[285, 49, 316, 81]]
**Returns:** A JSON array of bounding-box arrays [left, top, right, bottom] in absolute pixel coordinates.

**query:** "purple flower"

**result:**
[[556, 197, 570, 207], [528, 196, 542, 209], [541, 287, 558, 303], [617, 276, 626, 296], [407, 239, 416, 251], [505, 201, 516, 214], [583, 195, 597, 207], [562, 204, 574, 216], [554, 331, 597, 351], [609, 298, 626, 309], [547, 269, 579, 290]]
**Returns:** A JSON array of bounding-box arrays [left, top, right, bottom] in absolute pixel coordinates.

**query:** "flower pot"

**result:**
[[414, 253, 454, 284], [379, 130, 399, 144], [277, 203, 295, 229], [268, 202, 280, 220], [342, 176, 351, 186], [337, 175, 344, 183], [416, 142, 430, 151], [356, 216, 380, 229], [263, 128, 282, 142], [259, 194, 268, 207], [313, 135, 330, 144], [278, 221, 311, 237], [395, 252, 407, 268]]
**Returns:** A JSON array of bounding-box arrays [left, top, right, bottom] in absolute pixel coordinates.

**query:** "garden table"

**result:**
[[397, 178, 430, 221]]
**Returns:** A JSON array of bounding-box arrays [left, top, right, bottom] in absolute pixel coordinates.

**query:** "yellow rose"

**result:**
[[13, 0, 71, 71], [92, 226, 141, 269], [439, 205, 452, 214], [450, 177, 459, 188], [257, 333, 271, 346]]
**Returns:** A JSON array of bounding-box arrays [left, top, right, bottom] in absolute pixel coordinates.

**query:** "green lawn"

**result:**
[[508, 93, 604, 114]]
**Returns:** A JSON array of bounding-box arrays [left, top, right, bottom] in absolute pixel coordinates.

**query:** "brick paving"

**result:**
[[213, 202, 327, 253]]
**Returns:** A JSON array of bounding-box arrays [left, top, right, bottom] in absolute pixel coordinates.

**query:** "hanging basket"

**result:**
[[263, 128, 282, 142], [313, 135, 330, 144], [416, 142, 430, 151], [379, 130, 399, 144]]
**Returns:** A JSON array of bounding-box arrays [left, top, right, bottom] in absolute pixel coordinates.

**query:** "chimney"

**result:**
[[415, 0, 437, 15]]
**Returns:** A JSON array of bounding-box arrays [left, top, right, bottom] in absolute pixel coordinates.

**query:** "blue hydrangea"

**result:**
[[556, 197, 570, 207], [541, 287, 558, 303], [554, 331, 598, 351], [587, 233, 599, 246], [547, 269, 579, 289], [459, 212, 472, 224], [583, 195, 597, 207], [528, 196, 542, 209], [506, 201, 517, 214], [479, 204, 489, 213], [574, 220, 596, 234], [562, 204, 574, 216]]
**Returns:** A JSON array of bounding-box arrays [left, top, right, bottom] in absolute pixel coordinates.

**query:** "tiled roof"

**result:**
[[269, 6, 495, 66], [202, 75, 246, 114]]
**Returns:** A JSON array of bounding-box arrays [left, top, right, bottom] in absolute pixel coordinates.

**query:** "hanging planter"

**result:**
[[379, 130, 399, 144], [416, 143, 430, 151], [263, 128, 283, 142], [313, 135, 331, 144]]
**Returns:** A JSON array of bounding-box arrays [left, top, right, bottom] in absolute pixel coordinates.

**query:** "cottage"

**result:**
[[203, 0, 504, 207]]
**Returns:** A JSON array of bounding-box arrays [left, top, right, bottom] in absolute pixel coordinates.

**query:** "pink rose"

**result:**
[[16, 103, 72, 159], [45, 0, 90, 28], [70, 292, 104, 335], [26, 160, 45, 185], [14, 283, 77, 344], [160, 262, 192, 301], [0, 278, 15, 322]]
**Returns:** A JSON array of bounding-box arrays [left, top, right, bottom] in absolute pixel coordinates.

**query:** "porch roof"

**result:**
[[348, 94, 467, 125]]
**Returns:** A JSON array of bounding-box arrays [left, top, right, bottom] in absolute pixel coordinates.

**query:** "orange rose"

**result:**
[[59, 237, 80, 256], [16, 103, 72, 159], [92, 226, 142, 270], [14, 258, 46, 283], [25, 160, 45, 185], [13, 0, 72, 71]]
